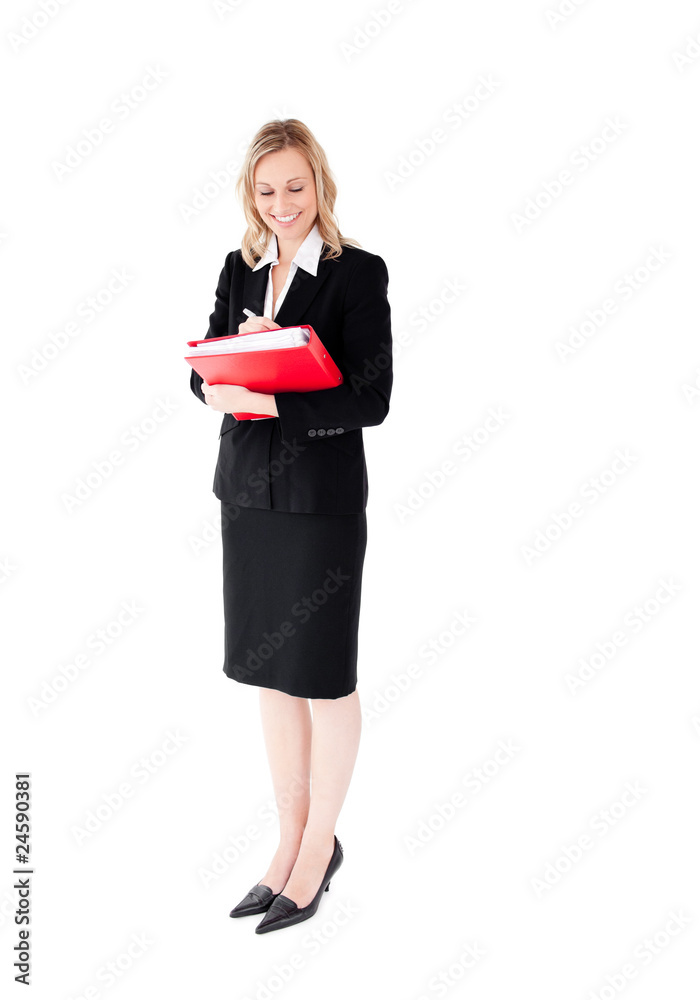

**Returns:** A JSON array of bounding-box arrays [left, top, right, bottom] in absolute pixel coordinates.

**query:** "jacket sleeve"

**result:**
[[274, 252, 393, 440], [190, 250, 234, 404]]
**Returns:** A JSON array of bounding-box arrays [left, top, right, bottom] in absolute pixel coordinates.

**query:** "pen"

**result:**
[[243, 308, 255, 318]]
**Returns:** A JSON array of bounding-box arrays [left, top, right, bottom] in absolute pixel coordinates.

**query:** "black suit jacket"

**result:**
[[190, 243, 393, 514]]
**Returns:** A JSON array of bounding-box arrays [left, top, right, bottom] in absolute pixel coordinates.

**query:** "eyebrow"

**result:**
[[255, 176, 308, 186]]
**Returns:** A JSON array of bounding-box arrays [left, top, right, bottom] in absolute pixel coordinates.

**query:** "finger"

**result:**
[[241, 318, 280, 333], [240, 322, 269, 334]]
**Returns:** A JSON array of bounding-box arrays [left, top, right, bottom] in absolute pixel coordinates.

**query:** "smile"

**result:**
[[273, 212, 301, 223]]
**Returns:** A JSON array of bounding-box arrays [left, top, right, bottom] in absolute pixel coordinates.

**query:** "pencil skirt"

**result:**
[[220, 503, 367, 699]]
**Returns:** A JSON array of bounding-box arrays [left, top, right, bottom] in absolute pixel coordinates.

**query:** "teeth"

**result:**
[[274, 213, 300, 222]]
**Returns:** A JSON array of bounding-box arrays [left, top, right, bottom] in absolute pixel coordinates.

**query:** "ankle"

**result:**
[[299, 829, 335, 852]]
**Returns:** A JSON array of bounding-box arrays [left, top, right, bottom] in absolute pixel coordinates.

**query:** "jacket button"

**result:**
[[308, 429, 316, 437], [317, 428, 326, 436], [335, 427, 344, 434], [326, 428, 336, 436]]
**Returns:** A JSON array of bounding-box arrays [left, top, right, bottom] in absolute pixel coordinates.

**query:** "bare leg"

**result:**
[[279, 688, 362, 907], [256, 688, 312, 894]]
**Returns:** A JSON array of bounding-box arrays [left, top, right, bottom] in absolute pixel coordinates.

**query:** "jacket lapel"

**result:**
[[238, 264, 270, 326], [241, 249, 333, 329]]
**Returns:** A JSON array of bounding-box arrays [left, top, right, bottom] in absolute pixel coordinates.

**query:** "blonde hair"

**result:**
[[235, 119, 362, 268]]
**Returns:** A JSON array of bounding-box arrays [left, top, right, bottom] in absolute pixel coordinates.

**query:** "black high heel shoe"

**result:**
[[255, 835, 343, 934], [229, 882, 281, 918]]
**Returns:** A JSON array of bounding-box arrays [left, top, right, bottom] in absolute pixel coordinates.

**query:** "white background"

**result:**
[[2, 0, 700, 997]]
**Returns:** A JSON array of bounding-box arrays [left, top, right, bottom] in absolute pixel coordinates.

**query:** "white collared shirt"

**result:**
[[252, 220, 324, 320]]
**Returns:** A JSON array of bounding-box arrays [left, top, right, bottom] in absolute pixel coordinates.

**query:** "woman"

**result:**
[[189, 119, 393, 934]]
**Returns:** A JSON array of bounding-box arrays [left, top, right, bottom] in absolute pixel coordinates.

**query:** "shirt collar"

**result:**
[[252, 220, 324, 276]]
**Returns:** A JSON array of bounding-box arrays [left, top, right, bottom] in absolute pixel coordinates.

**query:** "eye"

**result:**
[[260, 187, 303, 196]]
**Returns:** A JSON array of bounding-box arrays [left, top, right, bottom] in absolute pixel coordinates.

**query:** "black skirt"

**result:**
[[220, 503, 367, 699]]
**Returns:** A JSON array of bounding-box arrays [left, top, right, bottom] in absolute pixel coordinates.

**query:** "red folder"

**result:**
[[185, 324, 343, 420]]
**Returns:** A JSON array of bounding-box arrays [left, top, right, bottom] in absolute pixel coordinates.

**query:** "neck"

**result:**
[[274, 220, 315, 265]]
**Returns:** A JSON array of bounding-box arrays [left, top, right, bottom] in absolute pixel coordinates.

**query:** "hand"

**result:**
[[200, 381, 278, 418], [200, 381, 254, 413], [238, 315, 281, 334]]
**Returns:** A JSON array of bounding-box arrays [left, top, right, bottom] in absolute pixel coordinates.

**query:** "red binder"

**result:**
[[185, 324, 343, 420]]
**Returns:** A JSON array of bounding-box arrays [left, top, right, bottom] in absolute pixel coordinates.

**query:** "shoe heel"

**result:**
[[325, 881, 331, 891]]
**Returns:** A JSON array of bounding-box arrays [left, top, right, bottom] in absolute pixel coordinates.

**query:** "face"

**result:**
[[253, 147, 318, 246]]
